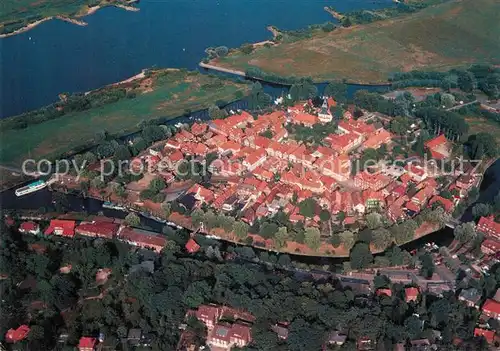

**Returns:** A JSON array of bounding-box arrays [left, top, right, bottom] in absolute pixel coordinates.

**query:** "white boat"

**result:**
[[102, 201, 127, 211], [15, 180, 47, 197]]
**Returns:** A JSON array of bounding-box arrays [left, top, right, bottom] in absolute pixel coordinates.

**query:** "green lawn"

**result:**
[[212, 0, 500, 83], [0, 69, 249, 166]]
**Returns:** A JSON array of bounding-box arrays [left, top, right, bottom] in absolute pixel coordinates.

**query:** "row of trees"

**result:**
[[1, 86, 135, 131], [390, 65, 500, 99]]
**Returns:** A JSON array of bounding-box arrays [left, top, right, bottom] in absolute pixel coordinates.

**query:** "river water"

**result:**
[[0, 0, 394, 118]]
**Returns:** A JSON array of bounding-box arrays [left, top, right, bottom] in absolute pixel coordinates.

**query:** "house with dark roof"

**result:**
[[458, 288, 481, 309], [271, 323, 289, 340]]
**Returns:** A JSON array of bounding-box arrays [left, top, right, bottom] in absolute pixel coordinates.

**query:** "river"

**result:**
[[0, 0, 394, 118]]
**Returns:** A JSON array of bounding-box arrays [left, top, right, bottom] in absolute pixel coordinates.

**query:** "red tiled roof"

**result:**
[[293, 113, 318, 125], [325, 133, 360, 151], [5, 325, 30, 343], [76, 221, 119, 239], [338, 119, 375, 136], [185, 238, 200, 253], [405, 201, 420, 212], [483, 299, 500, 315], [425, 134, 448, 149], [168, 150, 184, 163], [474, 328, 495, 343], [187, 184, 215, 203], [482, 239, 500, 254], [363, 129, 392, 149], [119, 227, 167, 252], [376, 288, 392, 297], [253, 136, 272, 149], [327, 97, 336, 108], [428, 195, 454, 212], [219, 140, 241, 153], [78, 337, 97, 349], [478, 216, 500, 236], [44, 219, 76, 237], [405, 287, 419, 302], [191, 122, 208, 136], [245, 149, 267, 166], [19, 221, 38, 232]]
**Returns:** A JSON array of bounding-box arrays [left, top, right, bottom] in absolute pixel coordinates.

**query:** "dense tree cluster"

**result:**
[[1, 224, 497, 351]]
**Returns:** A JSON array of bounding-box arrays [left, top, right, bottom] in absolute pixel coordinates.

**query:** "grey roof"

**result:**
[[458, 288, 481, 303], [129, 260, 155, 274]]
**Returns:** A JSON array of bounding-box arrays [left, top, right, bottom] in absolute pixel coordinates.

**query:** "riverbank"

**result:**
[[0, 0, 139, 39], [48, 179, 445, 259], [0, 68, 249, 167], [205, 0, 500, 84], [0, 16, 86, 39]]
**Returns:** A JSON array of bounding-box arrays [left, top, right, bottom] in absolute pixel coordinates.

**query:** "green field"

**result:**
[[0, 69, 249, 166], [0, 0, 132, 35], [212, 0, 500, 83], [466, 117, 500, 144]]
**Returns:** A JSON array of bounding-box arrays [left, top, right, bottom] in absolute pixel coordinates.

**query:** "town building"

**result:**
[[405, 287, 420, 303], [354, 171, 392, 191], [425, 134, 452, 159], [44, 219, 76, 237], [482, 299, 500, 320], [477, 216, 500, 239], [78, 337, 97, 351], [18, 221, 40, 235], [458, 288, 481, 308], [118, 227, 167, 253], [188, 304, 254, 351], [5, 325, 30, 343], [185, 238, 200, 253], [481, 239, 500, 256], [75, 221, 119, 240], [474, 328, 496, 344]]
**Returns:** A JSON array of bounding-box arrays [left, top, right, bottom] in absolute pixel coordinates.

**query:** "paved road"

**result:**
[[446, 100, 478, 111]]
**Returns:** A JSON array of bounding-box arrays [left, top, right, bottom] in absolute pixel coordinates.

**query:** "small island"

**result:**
[[0, 0, 139, 38]]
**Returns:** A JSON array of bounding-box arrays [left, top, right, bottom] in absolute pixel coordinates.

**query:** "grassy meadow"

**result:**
[[212, 0, 500, 83], [0, 70, 249, 166]]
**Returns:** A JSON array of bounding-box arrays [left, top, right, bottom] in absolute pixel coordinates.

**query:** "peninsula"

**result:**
[[0, 69, 249, 166], [205, 0, 500, 84], [0, 0, 139, 38]]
